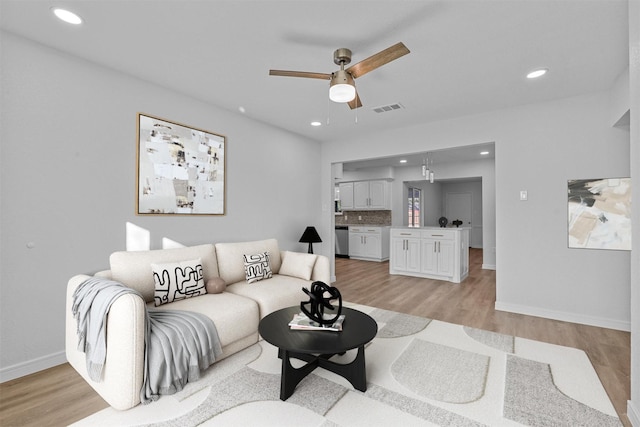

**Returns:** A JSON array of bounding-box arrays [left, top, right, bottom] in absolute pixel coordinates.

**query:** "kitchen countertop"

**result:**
[[390, 226, 470, 230], [344, 224, 391, 228]]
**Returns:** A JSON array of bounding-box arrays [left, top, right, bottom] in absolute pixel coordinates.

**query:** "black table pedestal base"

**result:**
[[278, 346, 367, 401]]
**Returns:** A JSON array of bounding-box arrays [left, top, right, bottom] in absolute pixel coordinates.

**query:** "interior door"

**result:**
[[445, 192, 472, 227]]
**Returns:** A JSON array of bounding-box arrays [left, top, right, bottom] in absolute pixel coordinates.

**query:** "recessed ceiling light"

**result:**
[[52, 7, 83, 25], [310, 121, 322, 127], [238, 106, 246, 113], [526, 68, 548, 79], [480, 151, 489, 155], [399, 159, 407, 163]]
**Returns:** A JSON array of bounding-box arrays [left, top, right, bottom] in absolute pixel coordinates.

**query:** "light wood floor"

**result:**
[[0, 249, 631, 426]]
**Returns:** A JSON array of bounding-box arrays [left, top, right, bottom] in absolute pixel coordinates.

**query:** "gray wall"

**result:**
[[0, 33, 323, 379], [321, 90, 629, 332]]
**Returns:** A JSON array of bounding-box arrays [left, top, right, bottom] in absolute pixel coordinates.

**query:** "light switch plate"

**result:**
[[520, 190, 528, 201]]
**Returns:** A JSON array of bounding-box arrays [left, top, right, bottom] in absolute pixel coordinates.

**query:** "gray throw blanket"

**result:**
[[72, 277, 223, 404]]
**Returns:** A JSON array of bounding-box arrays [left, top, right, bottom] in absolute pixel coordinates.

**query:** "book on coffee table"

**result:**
[[288, 312, 345, 331]]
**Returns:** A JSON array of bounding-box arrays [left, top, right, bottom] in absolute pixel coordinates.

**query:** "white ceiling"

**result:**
[[0, 0, 629, 167]]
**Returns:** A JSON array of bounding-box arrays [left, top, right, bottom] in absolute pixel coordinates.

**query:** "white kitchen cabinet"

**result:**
[[421, 237, 454, 277], [348, 226, 390, 261], [339, 182, 354, 210], [389, 227, 469, 283], [390, 229, 421, 273], [353, 180, 390, 210]]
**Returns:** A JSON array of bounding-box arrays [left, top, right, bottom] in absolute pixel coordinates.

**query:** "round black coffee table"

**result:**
[[259, 306, 378, 400]]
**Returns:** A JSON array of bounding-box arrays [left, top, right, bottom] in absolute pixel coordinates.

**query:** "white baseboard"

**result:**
[[482, 264, 496, 270], [629, 400, 640, 427], [494, 301, 631, 332], [0, 350, 67, 383]]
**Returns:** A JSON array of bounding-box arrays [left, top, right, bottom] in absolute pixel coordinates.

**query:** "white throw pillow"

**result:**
[[279, 251, 318, 280], [243, 252, 273, 283], [151, 258, 207, 306]]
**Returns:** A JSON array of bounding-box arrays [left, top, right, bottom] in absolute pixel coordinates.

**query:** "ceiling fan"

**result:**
[[269, 42, 410, 109]]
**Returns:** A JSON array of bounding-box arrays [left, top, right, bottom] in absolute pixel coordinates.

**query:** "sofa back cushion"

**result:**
[[110, 244, 219, 303], [215, 239, 281, 284]]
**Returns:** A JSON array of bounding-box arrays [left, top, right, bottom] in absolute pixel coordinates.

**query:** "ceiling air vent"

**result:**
[[372, 103, 405, 114]]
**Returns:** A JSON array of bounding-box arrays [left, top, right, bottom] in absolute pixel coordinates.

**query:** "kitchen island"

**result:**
[[389, 227, 469, 283]]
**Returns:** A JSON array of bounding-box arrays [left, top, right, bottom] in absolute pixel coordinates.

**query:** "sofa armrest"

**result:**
[[310, 254, 330, 284], [94, 269, 112, 279], [65, 274, 146, 410]]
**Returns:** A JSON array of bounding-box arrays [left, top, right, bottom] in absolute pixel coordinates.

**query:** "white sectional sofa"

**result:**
[[65, 238, 330, 410]]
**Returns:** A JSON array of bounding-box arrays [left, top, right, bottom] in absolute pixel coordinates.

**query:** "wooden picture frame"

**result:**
[[136, 113, 226, 215]]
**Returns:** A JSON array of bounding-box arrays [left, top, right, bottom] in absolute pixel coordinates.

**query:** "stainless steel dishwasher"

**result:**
[[335, 226, 349, 258]]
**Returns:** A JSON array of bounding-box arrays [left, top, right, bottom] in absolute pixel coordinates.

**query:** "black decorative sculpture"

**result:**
[[452, 219, 463, 227], [300, 281, 342, 325], [438, 216, 448, 228]]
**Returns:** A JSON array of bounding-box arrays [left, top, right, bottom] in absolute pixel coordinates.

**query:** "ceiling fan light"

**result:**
[[329, 70, 356, 103], [329, 83, 356, 103]]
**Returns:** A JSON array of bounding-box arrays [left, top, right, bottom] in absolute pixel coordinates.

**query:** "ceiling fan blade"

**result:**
[[348, 91, 362, 109], [346, 42, 410, 79], [269, 70, 331, 80]]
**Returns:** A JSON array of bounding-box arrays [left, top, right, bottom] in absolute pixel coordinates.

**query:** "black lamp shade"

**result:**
[[299, 226, 322, 253]]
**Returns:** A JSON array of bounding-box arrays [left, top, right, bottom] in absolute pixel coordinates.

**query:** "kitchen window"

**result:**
[[408, 187, 421, 227]]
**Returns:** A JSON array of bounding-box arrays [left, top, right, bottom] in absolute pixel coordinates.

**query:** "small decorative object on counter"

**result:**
[[438, 216, 448, 228], [300, 281, 342, 325], [452, 219, 463, 227]]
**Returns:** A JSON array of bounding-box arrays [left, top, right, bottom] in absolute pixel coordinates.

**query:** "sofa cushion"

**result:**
[[110, 244, 218, 303], [225, 274, 308, 319], [215, 239, 281, 284], [279, 251, 318, 280], [151, 258, 207, 306], [148, 292, 259, 348], [243, 252, 273, 283]]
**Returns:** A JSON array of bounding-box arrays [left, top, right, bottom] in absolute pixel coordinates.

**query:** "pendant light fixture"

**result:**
[[421, 153, 435, 183], [422, 153, 435, 184], [430, 154, 435, 183]]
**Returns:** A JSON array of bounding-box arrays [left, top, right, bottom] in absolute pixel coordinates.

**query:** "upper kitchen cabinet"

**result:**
[[353, 180, 391, 210], [338, 182, 354, 210]]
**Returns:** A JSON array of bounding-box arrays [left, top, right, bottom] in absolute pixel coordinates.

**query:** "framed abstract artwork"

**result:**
[[567, 177, 631, 250], [136, 113, 226, 215]]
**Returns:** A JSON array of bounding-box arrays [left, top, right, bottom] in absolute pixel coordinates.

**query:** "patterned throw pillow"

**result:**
[[151, 258, 207, 306], [244, 252, 273, 283]]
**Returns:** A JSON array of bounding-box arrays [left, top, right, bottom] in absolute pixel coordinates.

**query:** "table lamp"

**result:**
[[299, 226, 322, 254]]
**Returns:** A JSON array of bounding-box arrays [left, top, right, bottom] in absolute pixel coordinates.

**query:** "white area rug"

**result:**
[[72, 303, 621, 427]]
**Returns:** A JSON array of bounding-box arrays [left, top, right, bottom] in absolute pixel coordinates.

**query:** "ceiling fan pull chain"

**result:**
[[353, 79, 358, 124], [326, 90, 331, 126]]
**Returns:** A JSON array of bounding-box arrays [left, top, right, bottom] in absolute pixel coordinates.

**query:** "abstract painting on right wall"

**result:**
[[568, 177, 631, 250]]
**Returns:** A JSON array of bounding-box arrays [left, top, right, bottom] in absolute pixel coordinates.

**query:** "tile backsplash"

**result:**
[[335, 210, 392, 226]]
